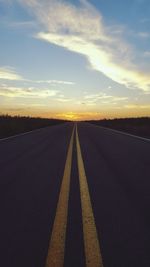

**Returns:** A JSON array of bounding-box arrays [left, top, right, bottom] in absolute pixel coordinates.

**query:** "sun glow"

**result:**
[[55, 112, 104, 121], [56, 112, 79, 121]]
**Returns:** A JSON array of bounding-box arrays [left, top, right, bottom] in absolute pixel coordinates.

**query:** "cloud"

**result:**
[[55, 97, 73, 102], [0, 67, 74, 87], [18, 0, 150, 92], [77, 99, 97, 106], [37, 31, 150, 92], [138, 32, 150, 38], [76, 92, 129, 107], [35, 79, 75, 85], [84, 93, 112, 100], [20, 0, 106, 40], [124, 104, 150, 109], [0, 0, 12, 4], [140, 18, 150, 23], [9, 20, 36, 28], [84, 92, 128, 102], [0, 84, 58, 98], [0, 67, 23, 80], [144, 51, 150, 57]]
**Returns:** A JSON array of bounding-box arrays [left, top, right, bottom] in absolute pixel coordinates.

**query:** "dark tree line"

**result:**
[[88, 117, 150, 139], [0, 115, 67, 139], [0, 115, 150, 139]]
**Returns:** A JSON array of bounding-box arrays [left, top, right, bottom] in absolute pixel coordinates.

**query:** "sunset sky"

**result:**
[[0, 0, 150, 120]]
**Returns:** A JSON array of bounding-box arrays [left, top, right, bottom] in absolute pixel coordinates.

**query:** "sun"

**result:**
[[63, 112, 79, 121]]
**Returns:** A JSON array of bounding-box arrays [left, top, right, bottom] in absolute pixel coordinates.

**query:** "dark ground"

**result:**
[[0, 115, 66, 139], [88, 117, 150, 139], [0, 122, 150, 267]]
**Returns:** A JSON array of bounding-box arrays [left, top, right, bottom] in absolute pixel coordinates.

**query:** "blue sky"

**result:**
[[0, 0, 150, 120]]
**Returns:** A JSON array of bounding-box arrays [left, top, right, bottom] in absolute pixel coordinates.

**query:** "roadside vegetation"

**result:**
[[0, 115, 67, 139], [89, 117, 150, 139]]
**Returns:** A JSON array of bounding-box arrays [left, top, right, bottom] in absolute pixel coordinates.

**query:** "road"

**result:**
[[0, 122, 150, 267]]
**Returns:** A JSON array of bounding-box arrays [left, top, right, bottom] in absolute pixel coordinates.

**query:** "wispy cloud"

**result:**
[[0, 67, 23, 80], [144, 51, 150, 57], [0, 0, 12, 4], [84, 92, 128, 102], [0, 84, 58, 98], [77, 99, 97, 106], [0, 66, 75, 87], [35, 79, 75, 85], [140, 18, 150, 23], [124, 104, 150, 109], [76, 92, 129, 106], [84, 93, 112, 100], [55, 97, 73, 102], [9, 20, 36, 28], [138, 32, 150, 39], [19, 0, 150, 92]]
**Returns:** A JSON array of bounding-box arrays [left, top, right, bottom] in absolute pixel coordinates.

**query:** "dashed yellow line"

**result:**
[[45, 126, 75, 267], [76, 125, 104, 267]]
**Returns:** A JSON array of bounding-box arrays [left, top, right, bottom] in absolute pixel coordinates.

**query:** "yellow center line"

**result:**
[[76, 125, 104, 267], [45, 125, 75, 267]]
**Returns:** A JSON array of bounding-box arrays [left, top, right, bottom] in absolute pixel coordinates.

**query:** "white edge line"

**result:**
[[88, 123, 150, 143], [0, 128, 47, 142], [0, 123, 68, 142]]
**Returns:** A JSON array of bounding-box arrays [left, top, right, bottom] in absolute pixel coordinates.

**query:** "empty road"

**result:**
[[0, 122, 150, 267]]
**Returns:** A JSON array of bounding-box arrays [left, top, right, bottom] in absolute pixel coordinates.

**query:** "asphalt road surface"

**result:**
[[0, 122, 150, 267]]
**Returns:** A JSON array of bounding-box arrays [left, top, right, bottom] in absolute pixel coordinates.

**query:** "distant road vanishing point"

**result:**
[[0, 122, 150, 267]]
